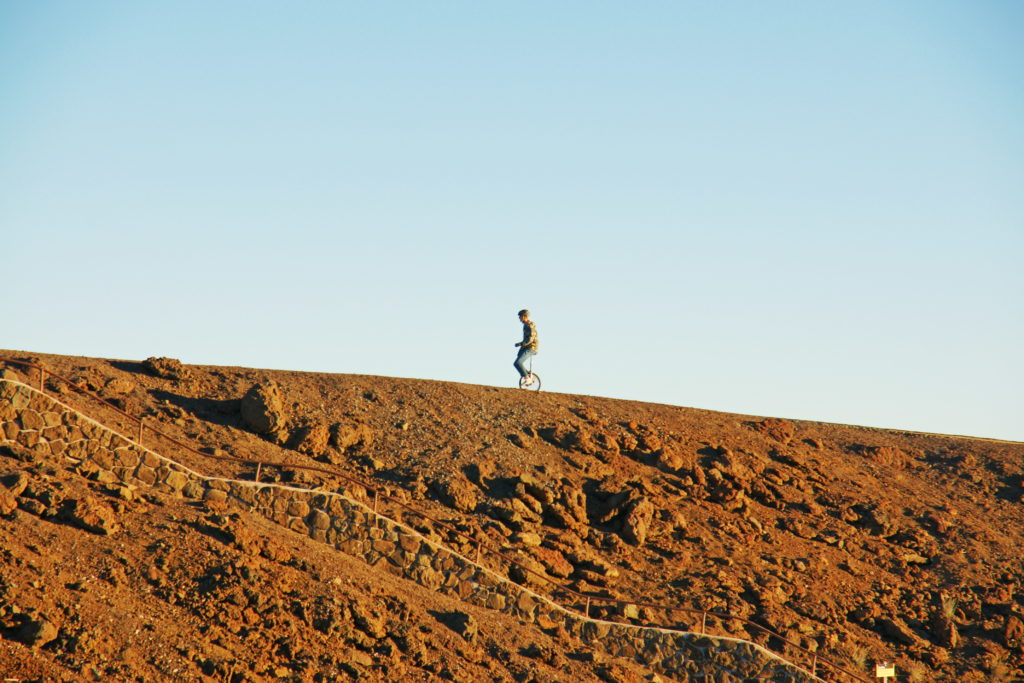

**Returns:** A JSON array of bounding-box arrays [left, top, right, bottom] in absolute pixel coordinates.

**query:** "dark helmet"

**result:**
[[518, 309, 530, 318]]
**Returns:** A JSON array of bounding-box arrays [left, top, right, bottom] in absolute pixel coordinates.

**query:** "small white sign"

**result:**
[[875, 660, 896, 679]]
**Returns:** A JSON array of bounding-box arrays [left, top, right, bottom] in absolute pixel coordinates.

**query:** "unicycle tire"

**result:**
[[519, 373, 541, 391]]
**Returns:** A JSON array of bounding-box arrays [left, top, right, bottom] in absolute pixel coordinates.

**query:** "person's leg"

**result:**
[[514, 348, 530, 377], [515, 348, 536, 378]]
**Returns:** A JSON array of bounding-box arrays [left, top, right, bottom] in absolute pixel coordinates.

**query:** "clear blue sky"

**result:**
[[2, 2, 1022, 441]]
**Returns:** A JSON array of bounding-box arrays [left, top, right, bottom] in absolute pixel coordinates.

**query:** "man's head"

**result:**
[[518, 309, 530, 321]]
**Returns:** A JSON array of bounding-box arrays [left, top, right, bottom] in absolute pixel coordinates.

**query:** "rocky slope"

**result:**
[[1, 350, 1022, 682]]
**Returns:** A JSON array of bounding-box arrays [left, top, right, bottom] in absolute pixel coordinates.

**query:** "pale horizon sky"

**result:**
[[2, 2, 1022, 441]]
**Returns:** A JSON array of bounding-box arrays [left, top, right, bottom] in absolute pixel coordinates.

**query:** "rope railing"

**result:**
[[0, 356, 871, 682]]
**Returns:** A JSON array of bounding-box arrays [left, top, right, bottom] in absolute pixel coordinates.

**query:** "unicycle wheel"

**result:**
[[519, 373, 541, 391]]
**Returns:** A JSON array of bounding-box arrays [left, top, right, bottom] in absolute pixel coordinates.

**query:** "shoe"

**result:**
[[522, 375, 534, 387]]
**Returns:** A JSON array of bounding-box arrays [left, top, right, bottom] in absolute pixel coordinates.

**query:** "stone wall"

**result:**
[[0, 379, 820, 682]]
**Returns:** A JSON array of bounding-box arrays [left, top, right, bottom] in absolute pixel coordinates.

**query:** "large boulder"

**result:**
[[143, 357, 191, 381], [14, 616, 60, 647], [854, 444, 909, 470], [1004, 614, 1023, 648], [877, 617, 919, 646], [59, 496, 120, 535], [350, 602, 387, 640], [330, 421, 374, 453], [533, 546, 573, 578], [621, 497, 655, 546], [431, 473, 480, 513], [0, 489, 17, 516], [104, 377, 135, 395], [290, 423, 331, 457], [0, 472, 27, 516], [508, 551, 549, 589], [1, 472, 29, 497], [544, 479, 588, 529], [444, 610, 478, 644], [240, 381, 288, 436], [751, 418, 795, 444], [538, 422, 599, 455]]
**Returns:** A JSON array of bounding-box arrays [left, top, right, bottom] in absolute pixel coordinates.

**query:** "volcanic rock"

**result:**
[[330, 421, 374, 453], [854, 445, 909, 470], [143, 356, 191, 381], [14, 617, 59, 647], [621, 497, 654, 546], [104, 377, 135, 395], [240, 381, 288, 436], [0, 489, 16, 515], [877, 617, 918, 646], [59, 496, 120, 535], [513, 531, 543, 547], [751, 418, 795, 444], [432, 473, 480, 513], [290, 423, 331, 457], [449, 610, 478, 643], [533, 546, 574, 578], [1005, 614, 1023, 648], [1, 471, 28, 497], [508, 552, 549, 588]]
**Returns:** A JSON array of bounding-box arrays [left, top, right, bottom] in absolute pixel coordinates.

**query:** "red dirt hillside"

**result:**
[[1, 350, 1022, 682]]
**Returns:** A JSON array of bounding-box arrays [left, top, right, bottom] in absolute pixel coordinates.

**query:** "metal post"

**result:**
[[811, 654, 817, 675], [39, 368, 45, 392], [138, 417, 144, 446], [700, 612, 707, 634], [373, 490, 379, 513], [475, 543, 481, 563], [585, 596, 591, 618], [255, 463, 262, 482]]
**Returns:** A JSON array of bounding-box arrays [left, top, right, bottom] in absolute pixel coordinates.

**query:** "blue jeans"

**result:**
[[514, 348, 536, 378]]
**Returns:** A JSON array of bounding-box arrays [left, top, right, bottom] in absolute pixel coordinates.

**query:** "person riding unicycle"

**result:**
[[514, 309, 539, 387]]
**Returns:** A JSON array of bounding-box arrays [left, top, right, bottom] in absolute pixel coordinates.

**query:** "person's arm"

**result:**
[[524, 322, 537, 347]]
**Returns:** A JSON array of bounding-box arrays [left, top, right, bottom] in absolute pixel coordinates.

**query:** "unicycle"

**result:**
[[518, 357, 541, 391]]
